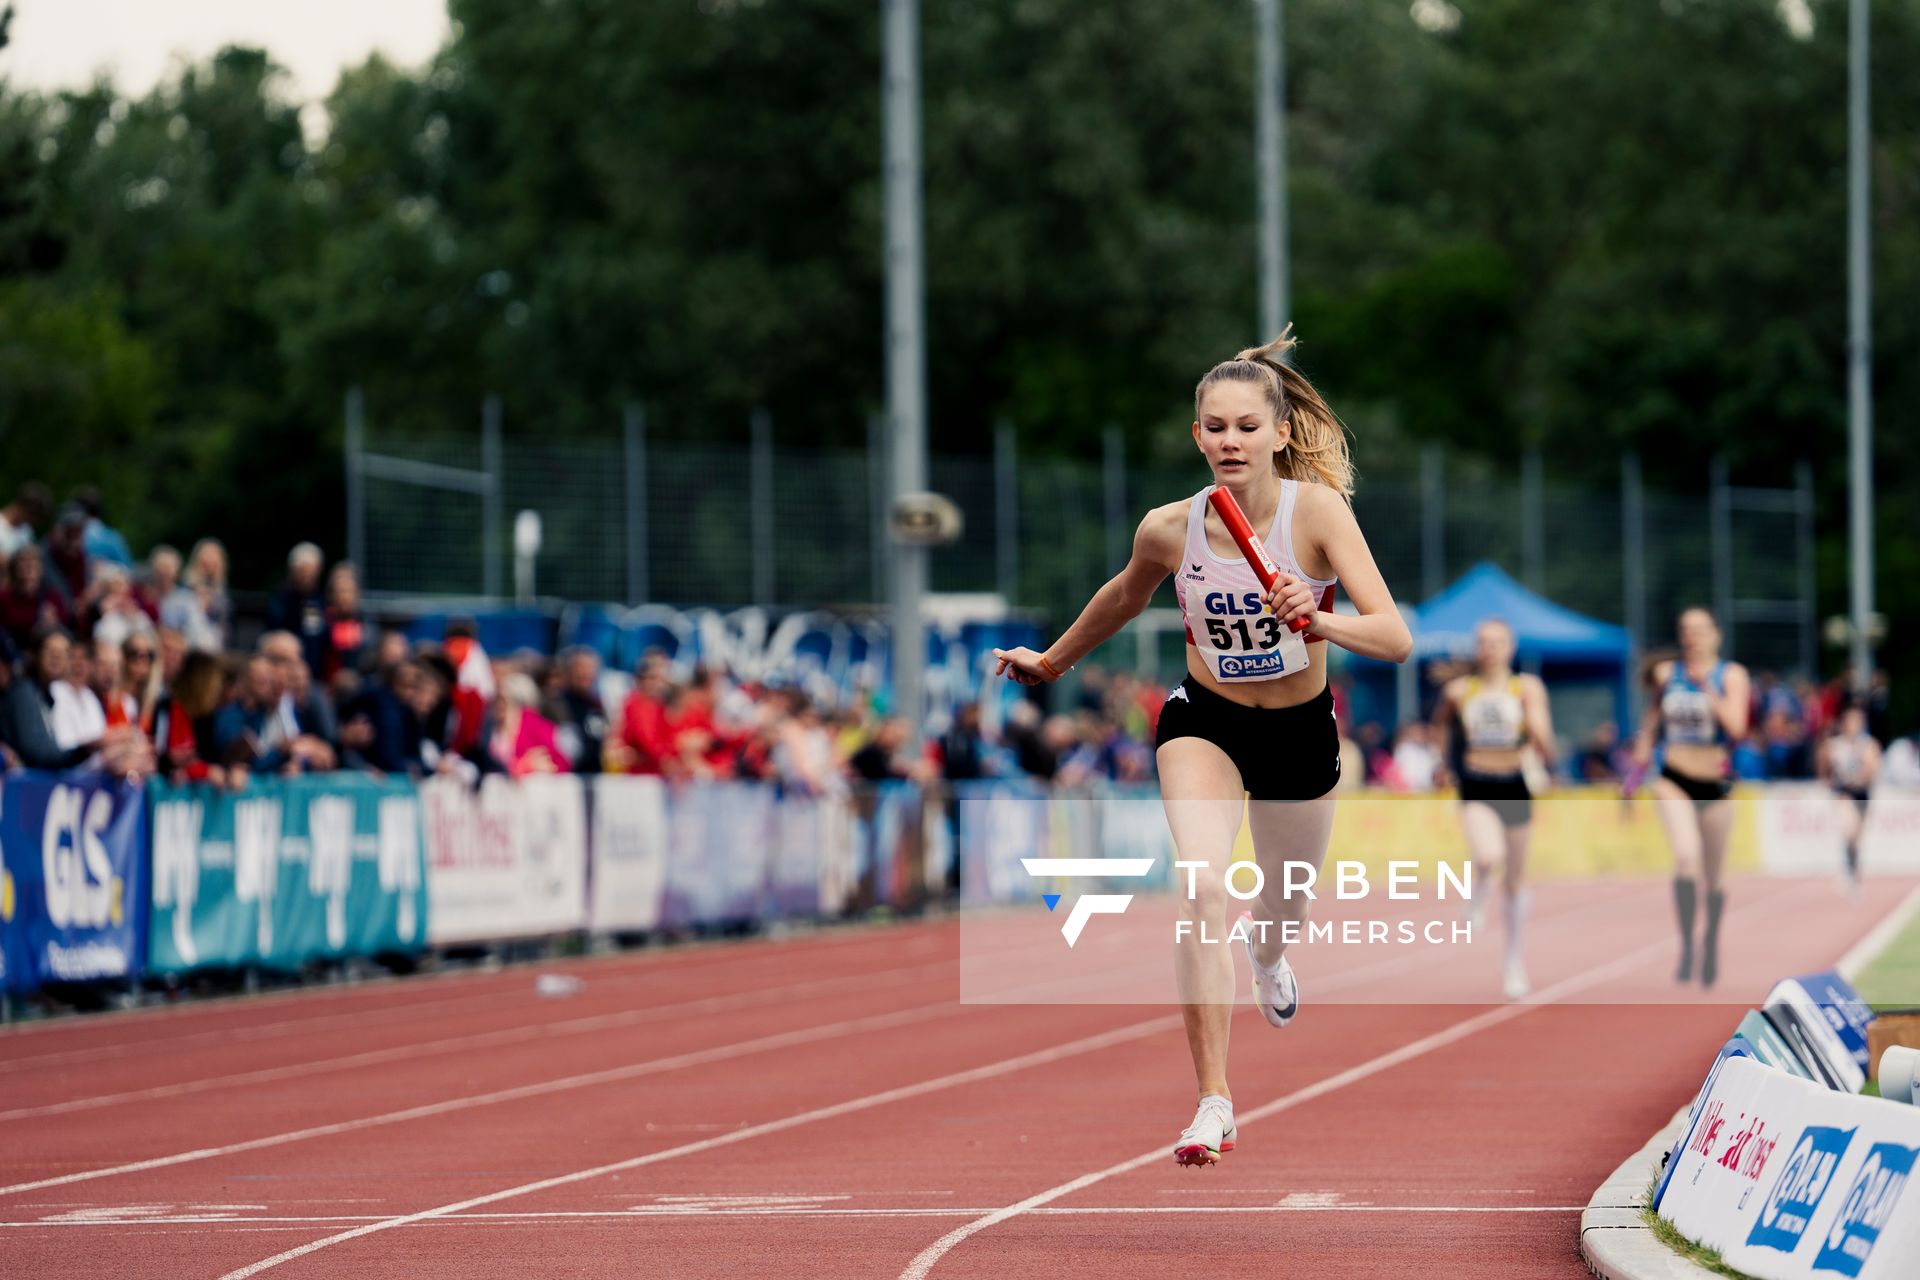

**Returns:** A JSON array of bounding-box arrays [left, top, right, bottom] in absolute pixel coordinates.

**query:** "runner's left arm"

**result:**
[[1281, 487, 1412, 664]]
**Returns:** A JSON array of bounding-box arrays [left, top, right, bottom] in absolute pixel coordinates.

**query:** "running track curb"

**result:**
[[1579, 1106, 1718, 1280]]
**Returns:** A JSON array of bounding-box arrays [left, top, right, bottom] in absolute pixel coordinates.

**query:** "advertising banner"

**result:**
[[1660, 1055, 1920, 1280], [659, 782, 772, 927], [422, 774, 587, 944], [1761, 784, 1920, 875], [148, 776, 426, 973], [0, 773, 148, 994], [588, 775, 669, 932]]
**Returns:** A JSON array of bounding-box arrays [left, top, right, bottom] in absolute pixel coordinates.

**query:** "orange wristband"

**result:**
[[1038, 655, 1064, 680]]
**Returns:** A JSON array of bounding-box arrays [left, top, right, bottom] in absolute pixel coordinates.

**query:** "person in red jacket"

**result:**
[[614, 655, 675, 776]]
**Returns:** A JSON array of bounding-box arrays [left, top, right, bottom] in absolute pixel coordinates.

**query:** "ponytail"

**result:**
[[1195, 326, 1355, 500]]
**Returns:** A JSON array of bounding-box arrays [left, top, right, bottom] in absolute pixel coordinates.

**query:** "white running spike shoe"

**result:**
[[1173, 1094, 1236, 1167], [1502, 956, 1531, 1001], [1243, 933, 1300, 1029]]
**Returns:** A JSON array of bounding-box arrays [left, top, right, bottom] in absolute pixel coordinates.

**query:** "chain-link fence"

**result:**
[[347, 394, 1815, 682]]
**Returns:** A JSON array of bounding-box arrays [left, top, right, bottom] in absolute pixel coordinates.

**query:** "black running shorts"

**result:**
[[1660, 764, 1733, 803], [1154, 677, 1340, 802], [1458, 771, 1532, 828]]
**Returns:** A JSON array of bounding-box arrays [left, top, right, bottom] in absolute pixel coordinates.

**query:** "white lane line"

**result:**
[[204, 878, 1741, 1277], [0, 987, 523, 1075], [896, 934, 1679, 1280], [0, 1204, 1587, 1228], [0, 996, 977, 1198], [209, 1014, 1187, 1279], [0, 923, 940, 1071], [0, 960, 952, 1122], [1837, 882, 1920, 980]]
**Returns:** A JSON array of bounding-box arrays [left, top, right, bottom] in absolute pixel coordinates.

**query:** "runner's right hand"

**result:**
[[993, 647, 1056, 685]]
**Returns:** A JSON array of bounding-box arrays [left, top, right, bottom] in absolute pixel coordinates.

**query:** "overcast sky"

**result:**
[[2, 0, 451, 102]]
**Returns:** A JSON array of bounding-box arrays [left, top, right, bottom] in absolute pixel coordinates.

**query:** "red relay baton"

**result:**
[[1206, 486, 1313, 634]]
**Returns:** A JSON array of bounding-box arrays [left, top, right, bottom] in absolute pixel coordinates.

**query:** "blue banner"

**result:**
[[148, 775, 428, 974], [660, 783, 773, 927], [0, 772, 149, 995]]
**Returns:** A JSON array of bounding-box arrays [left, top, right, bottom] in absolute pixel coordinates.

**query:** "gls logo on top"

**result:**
[[41, 785, 124, 930], [1746, 1124, 1854, 1255], [1811, 1141, 1919, 1278]]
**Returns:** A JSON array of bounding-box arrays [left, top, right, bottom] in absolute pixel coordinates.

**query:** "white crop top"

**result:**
[[1459, 675, 1526, 750], [1173, 481, 1337, 684]]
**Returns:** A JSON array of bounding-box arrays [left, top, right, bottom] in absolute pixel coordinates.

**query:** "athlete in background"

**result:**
[[1632, 607, 1749, 987], [1818, 702, 1880, 895], [1433, 619, 1555, 999]]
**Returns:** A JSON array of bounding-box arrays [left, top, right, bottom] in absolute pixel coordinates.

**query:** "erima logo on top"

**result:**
[[1022, 858, 1157, 947]]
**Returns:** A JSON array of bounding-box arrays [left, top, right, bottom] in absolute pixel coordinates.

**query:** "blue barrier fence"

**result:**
[[0, 774, 148, 995], [0, 771, 962, 999]]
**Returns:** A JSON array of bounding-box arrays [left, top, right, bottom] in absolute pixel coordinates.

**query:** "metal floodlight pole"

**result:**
[[623, 402, 648, 604], [481, 393, 503, 601], [1848, 0, 1875, 688], [1255, 0, 1289, 341], [883, 0, 929, 735], [344, 387, 366, 574]]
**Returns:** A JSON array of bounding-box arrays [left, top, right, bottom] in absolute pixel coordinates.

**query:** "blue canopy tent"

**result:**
[[1342, 562, 1633, 738]]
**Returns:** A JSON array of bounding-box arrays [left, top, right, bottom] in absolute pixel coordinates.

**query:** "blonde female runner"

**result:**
[[995, 332, 1411, 1166]]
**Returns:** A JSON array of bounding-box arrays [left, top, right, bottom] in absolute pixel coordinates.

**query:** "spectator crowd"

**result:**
[[1, 478, 1912, 798]]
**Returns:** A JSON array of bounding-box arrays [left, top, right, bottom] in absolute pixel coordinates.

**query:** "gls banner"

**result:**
[[0, 773, 147, 995], [148, 776, 426, 973]]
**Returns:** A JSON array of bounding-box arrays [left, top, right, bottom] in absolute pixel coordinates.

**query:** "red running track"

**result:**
[[0, 874, 1911, 1279]]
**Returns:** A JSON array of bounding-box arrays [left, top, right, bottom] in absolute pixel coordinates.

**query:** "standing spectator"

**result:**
[[121, 633, 162, 732], [1865, 670, 1893, 745], [43, 506, 90, 605], [341, 659, 430, 777], [50, 639, 107, 751], [167, 538, 231, 653], [0, 626, 108, 770], [939, 701, 989, 786], [90, 636, 138, 728], [849, 716, 932, 784], [322, 562, 368, 681], [1761, 706, 1811, 779], [1, 545, 71, 648], [156, 626, 189, 689], [1574, 723, 1624, 783], [1391, 722, 1442, 792], [612, 655, 674, 775], [0, 482, 51, 557], [1358, 722, 1402, 788], [210, 655, 289, 774], [137, 545, 182, 623], [260, 631, 339, 754], [769, 688, 841, 796], [442, 619, 494, 757], [82, 562, 156, 651], [1884, 732, 1920, 789], [267, 543, 329, 675], [486, 671, 569, 777], [1003, 700, 1057, 779], [551, 646, 609, 773], [152, 650, 232, 786], [369, 628, 410, 677], [69, 485, 132, 568], [211, 652, 335, 776]]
